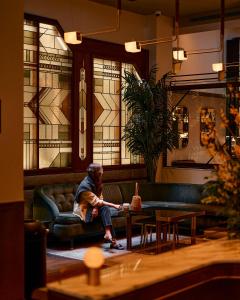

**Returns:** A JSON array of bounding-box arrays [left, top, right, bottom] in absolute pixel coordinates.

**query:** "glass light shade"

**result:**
[[83, 247, 105, 269], [173, 48, 187, 61], [212, 62, 224, 72], [125, 41, 141, 53], [64, 32, 82, 44]]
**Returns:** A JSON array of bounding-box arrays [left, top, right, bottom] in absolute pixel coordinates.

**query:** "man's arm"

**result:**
[[101, 200, 120, 210], [81, 191, 120, 209]]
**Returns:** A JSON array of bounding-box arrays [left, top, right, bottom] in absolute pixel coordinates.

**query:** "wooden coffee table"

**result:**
[[155, 210, 205, 253], [125, 209, 205, 253]]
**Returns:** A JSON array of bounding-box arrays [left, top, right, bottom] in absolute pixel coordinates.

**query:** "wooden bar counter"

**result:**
[[35, 239, 240, 300]]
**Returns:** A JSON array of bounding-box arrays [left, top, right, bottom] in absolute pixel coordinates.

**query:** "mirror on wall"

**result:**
[[172, 106, 189, 149], [200, 108, 216, 146]]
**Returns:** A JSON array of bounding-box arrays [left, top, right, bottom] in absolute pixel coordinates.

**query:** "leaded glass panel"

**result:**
[[24, 18, 73, 170], [93, 58, 121, 166], [79, 67, 87, 160], [121, 63, 144, 164], [38, 23, 72, 168], [24, 19, 38, 170]]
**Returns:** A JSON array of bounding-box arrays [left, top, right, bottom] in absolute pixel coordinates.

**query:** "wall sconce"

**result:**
[[212, 62, 225, 80], [125, 41, 141, 53], [172, 47, 187, 74], [211, 62, 240, 81], [64, 32, 82, 45], [212, 62, 224, 72], [64, 0, 121, 45], [173, 47, 187, 61]]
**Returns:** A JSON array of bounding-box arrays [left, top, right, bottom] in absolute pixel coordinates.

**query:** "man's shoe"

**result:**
[[110, 242, 124, 250], [103, 235, 113, 243]]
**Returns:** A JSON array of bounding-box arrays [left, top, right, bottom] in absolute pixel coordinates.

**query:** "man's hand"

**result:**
[[114, 204, 122, 210], [92, 207, 99, 218]]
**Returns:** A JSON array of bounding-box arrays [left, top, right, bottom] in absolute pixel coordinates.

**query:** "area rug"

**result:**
[[47, 235, 153, 260], [47, 233, 190, 261]]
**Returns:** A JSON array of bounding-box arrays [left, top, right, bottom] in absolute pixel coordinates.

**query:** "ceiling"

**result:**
[[89, 0, 240, 17]]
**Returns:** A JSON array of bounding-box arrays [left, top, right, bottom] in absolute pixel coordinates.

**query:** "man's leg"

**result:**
[[99, 205, 116, 240]]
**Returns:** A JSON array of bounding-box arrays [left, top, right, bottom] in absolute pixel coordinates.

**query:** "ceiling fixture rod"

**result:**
[[187, 0, 225, 55], [64, 0, 121, 44], [125, 0, 181, 52]]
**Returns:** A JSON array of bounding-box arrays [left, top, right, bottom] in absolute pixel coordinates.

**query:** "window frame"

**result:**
[[71, 37, 149, 172], [24, 14, 149, 175]]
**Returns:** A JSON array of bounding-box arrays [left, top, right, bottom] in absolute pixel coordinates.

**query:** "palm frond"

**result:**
[[121, 66, 177, 181]]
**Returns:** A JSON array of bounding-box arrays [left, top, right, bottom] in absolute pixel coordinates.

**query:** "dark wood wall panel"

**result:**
[[0, 201, 24, 300]]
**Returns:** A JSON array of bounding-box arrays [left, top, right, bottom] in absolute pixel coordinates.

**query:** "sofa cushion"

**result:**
[[55, 212, 81, 225], [42, 183, 77, 212], [119, 182, 135, 203], [102, 184, 123, 204], [141, 201, 223, 215], [140, 183, 203, 204]]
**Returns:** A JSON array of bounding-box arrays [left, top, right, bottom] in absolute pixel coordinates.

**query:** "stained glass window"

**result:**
[[93, 58, 121, 165], [79, 67, 87, 160], [93, 59, 143, 166], [24, 18, 72, 170], [24, 19, 38, 170], [121, 63, 143, 165]]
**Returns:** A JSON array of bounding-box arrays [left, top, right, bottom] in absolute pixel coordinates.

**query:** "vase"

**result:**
[[130, 182, 142, 211]]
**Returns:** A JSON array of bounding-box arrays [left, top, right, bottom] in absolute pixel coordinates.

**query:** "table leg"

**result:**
[[156, 221, 161, 254], [126, 214, 132, 250], [172, 223, 176, 250], [191, 216, 197, 244]]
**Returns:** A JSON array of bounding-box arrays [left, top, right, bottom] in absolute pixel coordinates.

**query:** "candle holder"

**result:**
[[83, 247, 105, 286]]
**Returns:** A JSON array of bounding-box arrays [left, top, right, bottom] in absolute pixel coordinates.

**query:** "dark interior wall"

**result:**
[[0, 203, 24, 300], [0, 0, 24, 299]]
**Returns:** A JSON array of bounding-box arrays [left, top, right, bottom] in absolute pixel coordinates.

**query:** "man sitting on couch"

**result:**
[[73, 163, 124, 250]]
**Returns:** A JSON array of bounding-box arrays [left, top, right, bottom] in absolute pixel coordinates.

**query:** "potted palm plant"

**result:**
[[122, 67, 176, 182]]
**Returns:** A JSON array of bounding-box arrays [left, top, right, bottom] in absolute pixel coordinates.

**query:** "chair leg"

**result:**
[[140, 224, 144, 247], [143, 225, 149, 248], [176, 223, 179, 245], [150, 227, 153, 243], [70, 239, 74, 250]]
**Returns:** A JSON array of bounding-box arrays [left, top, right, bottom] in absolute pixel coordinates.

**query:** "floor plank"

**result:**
[[47, 254, 86, 283]]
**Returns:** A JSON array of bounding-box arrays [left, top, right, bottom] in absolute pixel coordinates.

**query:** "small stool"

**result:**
[[143, 220, 170, 248], [134, 221, 145, 246], [134, 217, 155, 247]]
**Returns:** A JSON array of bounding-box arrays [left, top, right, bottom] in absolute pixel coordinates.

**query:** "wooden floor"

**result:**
[[47, 254, 87, 283], [46, 228, 227, 283]]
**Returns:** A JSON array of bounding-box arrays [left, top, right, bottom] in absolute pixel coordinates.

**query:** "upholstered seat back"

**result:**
[[41, 183, 77, 212], [102, 183, 123, 204]]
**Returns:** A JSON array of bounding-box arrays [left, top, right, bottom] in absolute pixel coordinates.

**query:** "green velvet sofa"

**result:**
[[33, 182, 225, 246]]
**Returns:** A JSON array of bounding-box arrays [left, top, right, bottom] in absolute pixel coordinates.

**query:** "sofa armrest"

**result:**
[[33, 188, 60, 222]]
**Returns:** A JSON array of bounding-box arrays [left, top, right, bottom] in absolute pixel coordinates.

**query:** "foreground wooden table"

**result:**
[[33, 239, 240, 300]]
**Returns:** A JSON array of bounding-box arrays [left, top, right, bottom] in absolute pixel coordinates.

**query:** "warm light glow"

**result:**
[[83, 247, 105, 269], [125, 41, 141, 53], [173, 48, 188, 61], [64, 32, 82, 44], [172, 62, 182, 74], [212, 62, 224, 72], [56, 36, 68, 51]]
